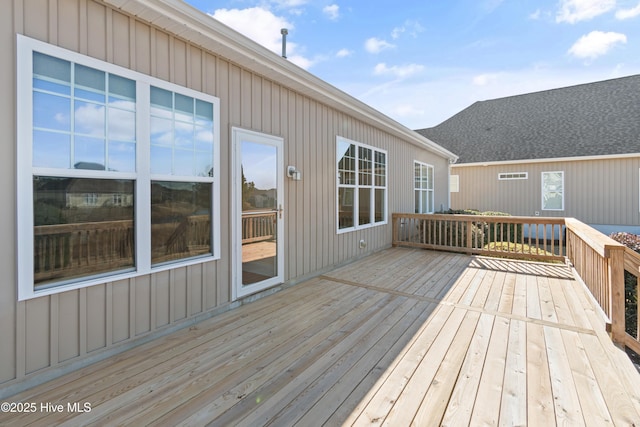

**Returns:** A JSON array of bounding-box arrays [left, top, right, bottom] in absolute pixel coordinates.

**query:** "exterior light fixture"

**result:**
[[287, 165, 301, 181]]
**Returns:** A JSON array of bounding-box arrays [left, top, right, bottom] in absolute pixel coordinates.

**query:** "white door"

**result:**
[[232, 128, 284, 299]]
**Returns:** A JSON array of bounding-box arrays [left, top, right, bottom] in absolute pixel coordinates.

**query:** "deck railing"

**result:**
[[242, 212, 276, 244], [392, 213, 565, 262], [392, 213, 637, 349]]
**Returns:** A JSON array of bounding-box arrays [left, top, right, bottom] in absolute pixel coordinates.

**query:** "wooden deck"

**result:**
[[2, 247, 640, 426]]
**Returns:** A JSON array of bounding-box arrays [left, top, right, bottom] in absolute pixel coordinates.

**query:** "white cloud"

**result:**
[[472, 73, 502, 86], [212, 7, 316, 69], [336, 48, 352, 58], [364, 37, 395, 54], [556, 0, 616, 23], [391, 21, 425, 40], [529, 9, 542, 19], [273, 0, 307, 7], [323, 4, 340, 20], [616, 2, 640, 19], [373, 63, 425, 79], [568, 30, 627, 59]]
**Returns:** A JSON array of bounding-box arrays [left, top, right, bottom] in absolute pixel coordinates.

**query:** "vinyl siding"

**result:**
[[1, 0, 450, 393], [450, 156, 640, 227]]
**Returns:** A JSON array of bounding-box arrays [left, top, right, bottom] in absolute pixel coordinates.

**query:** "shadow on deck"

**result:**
[[2, 247, 640, 425]]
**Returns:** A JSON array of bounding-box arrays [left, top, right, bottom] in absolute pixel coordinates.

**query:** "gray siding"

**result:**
[[1, 0, 450, 392], [450, 157, 640, 228]]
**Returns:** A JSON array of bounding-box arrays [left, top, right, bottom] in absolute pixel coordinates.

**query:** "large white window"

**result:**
[[337, 137, 387, 232], [414, 161, 434, 214], [541, 171, 564, 211], [17, 35, 220, 300]]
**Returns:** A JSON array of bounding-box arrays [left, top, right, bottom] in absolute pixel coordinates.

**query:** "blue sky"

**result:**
[[184, 0, 640, 129]]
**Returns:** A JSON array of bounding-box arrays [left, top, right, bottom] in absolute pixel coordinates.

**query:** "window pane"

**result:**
[[150, 145, 172, 175], [74, 136, 105, 169], [542, 172, 564, 210], [151, 86, 173, 112], [194, 125, 214, 152], [33, 130, 70, 168], [33, 52, 70, 84], [34, 78, 70, 95], [108, 141, 136, 172], [195, 150, 214, 177], [74, 100, 105, 136], [338, 187, 354, 229], [359, 187, 371, 225], [359, 147, 372, 186], [175, 93, 194, 123], [175, 122, 194, 149], [75, 64, 105, 92], [33, 177, 134, 288], [196, 99, 213, 125], [151, 117, 173, 147], [375, 151, 386, 186], [108, 108, 136, 141], [415, 190, 420, 214], [109, 74, 135, 100], [33, 92, 71, 132], [151, 181, 211, 264], [375, 189, 385, 222], [337, 141, 355, 185], [174, 149, 194, 176]]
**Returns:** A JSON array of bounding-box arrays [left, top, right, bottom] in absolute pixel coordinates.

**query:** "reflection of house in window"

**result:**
[[113, 194, 123, 206], [85, 193, 98, 206]]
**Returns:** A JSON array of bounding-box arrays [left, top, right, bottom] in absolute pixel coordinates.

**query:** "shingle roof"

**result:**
[[415, 75, 640, 164]]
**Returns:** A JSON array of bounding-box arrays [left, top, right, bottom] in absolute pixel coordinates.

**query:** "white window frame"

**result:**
[[498, 172, 528, 180], [541, 171, 564, 211], [336, 136, 387, 234], [414, 161, 434, 214], [17, 35, 221, 300]]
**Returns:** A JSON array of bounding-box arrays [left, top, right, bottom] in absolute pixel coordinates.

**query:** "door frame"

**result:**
[[231, 127, 285, 300]]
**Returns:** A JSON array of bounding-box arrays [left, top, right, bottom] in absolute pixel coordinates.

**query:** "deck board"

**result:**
[[1, 247, 639, 426]]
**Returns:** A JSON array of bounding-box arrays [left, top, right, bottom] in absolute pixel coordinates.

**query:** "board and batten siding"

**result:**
[[1, 0, 450, 392], [450, 156, 640, 228]]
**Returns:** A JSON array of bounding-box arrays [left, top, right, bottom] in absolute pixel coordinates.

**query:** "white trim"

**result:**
[[17, 35, 221, 300], [452, 152, 640, 168], [336, 136, 388, 234], [231, 128, 285, 300]]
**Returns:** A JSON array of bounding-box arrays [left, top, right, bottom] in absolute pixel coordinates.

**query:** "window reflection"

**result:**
[[151, 181, 212, 264], [33, 177, 134, 288], [32, 54, 136, 173], [150, 86, 214, 177]]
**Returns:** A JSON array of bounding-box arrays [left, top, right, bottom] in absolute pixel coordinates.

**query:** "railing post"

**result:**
[[465, 220, 472, 253], [392, 214, 398, 247], [609, 247, 626, 344]]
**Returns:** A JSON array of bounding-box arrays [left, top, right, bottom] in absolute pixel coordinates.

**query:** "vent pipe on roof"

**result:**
[[281, 28, 288, 58]]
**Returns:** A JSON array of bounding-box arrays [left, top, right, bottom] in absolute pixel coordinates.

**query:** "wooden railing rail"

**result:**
[[242, 212, 276, 244], [34, 220, 135, 283], [564, 217, 626, 344], [392, 213, 565, 262]]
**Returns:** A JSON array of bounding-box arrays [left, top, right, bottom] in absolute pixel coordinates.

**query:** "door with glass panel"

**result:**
[[232, 128, 284, 299]]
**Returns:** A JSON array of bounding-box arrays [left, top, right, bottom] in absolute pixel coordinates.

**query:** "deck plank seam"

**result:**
[[319, 275, 597, 336]]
